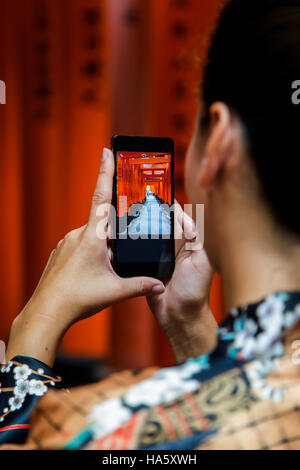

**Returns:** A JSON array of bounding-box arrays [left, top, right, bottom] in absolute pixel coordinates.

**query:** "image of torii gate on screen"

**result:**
[[116, 151, 172, 238]]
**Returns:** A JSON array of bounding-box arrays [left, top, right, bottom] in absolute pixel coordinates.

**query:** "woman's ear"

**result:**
[[199, 102, 234, 188]]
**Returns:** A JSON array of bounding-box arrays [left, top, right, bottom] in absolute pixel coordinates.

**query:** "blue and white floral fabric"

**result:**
[[219, 292, 300, 361], [1, 291, 300, 447], [0, 357, 61, 444], [84, 292, 300, 445]]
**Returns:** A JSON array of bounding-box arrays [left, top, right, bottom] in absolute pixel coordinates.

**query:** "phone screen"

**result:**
[[112, 137, 175, 278]]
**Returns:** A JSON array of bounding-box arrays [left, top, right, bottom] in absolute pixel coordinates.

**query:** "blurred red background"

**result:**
[[0, 0, 225, 370]]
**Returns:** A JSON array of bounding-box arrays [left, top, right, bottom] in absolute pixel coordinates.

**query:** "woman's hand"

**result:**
[[147, 204, 218, 363], [6, 148, 165, 366]]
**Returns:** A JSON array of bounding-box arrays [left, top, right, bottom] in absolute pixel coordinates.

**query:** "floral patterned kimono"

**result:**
[[1, 291, 300, 450]]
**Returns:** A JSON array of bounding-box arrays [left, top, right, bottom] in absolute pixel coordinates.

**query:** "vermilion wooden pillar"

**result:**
[[16, 0, 68, 297], [0, 0, 24, 344]]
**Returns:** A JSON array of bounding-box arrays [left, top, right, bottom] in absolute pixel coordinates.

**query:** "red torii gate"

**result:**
[[117, 152, 171, 216]]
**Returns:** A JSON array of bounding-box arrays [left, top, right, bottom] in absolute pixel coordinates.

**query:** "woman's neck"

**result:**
[[220, 222, 300, 312]]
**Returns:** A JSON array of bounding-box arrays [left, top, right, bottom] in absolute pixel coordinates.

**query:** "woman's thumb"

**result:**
[[119, 277, 165, 301]]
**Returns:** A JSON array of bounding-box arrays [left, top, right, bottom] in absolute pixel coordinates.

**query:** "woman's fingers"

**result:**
[[174, 200, 197, 256], [182, 210, 197, 242], [174, 200, 185, 256], [116, 277, 165, 302], [87, 148, 115, 234]]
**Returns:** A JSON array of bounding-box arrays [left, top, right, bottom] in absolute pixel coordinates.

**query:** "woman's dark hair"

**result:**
[[201, 0, 300, 235]]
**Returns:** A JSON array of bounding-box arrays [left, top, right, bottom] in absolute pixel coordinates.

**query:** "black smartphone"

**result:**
[[111, 135, 175, 279]]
